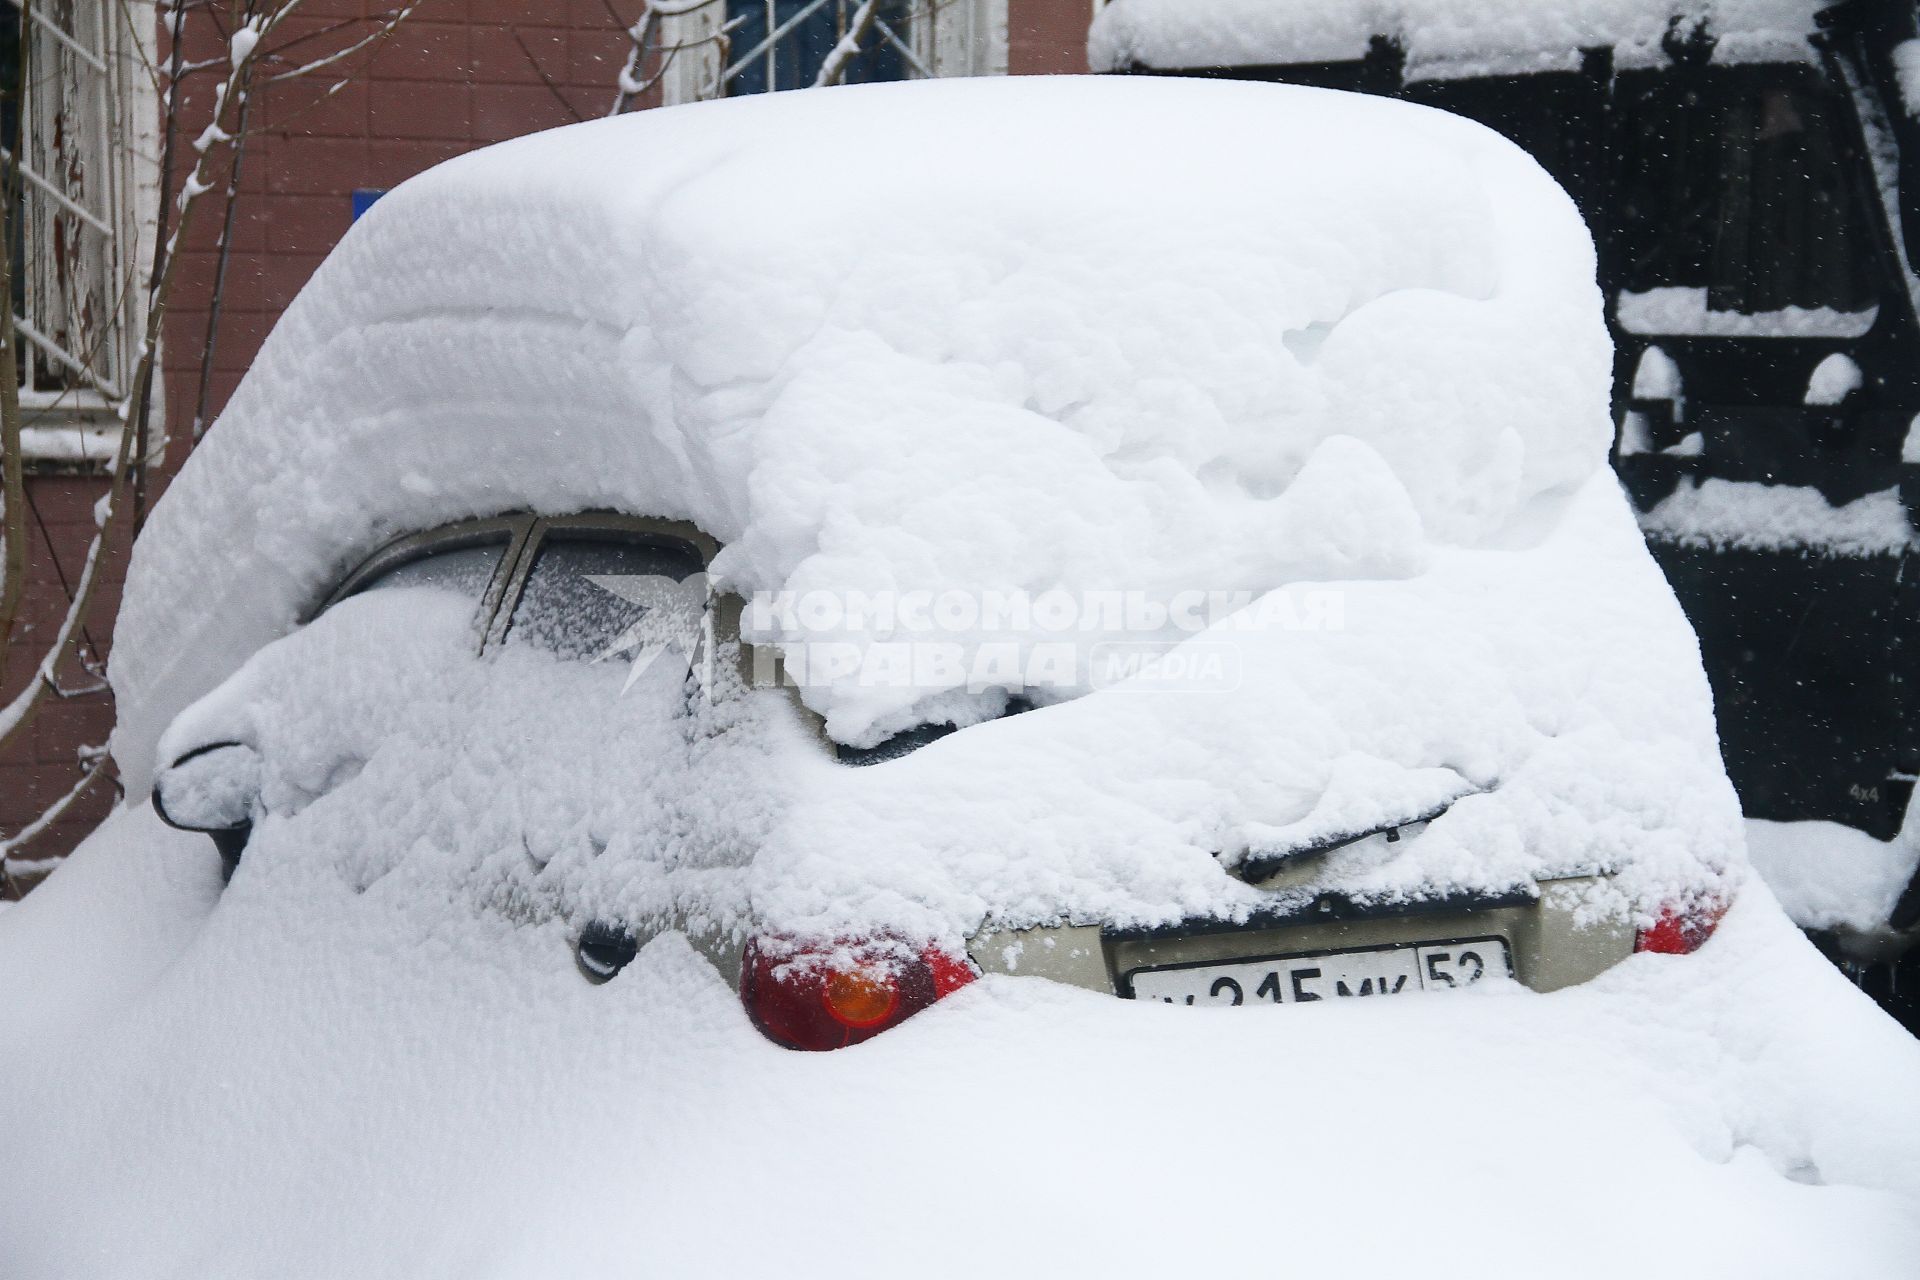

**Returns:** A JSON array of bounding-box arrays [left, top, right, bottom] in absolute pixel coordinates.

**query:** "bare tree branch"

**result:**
[[265, 3, 419, 83], [512, 26, 587, 125], [813, 0, 883, 88], [606, 0, 733, 115], [0, 748, 113, 863], [0, 415, 136, 748], [191, 58, 255, 441], [129, 0, 192, 535]]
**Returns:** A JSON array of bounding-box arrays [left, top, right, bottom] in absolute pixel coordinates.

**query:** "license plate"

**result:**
[[1126, 938, 1512, 1006]]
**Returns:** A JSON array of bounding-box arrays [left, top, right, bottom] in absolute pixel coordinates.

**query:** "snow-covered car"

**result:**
[[138, 64, 1737, 1049], [5, 77, 1918, 1279], [150, 494, 1726, 1052]]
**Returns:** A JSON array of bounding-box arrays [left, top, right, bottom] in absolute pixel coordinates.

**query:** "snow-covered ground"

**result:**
[[1, 809, 1917, 1278], [1, 77, 1916, 1275]]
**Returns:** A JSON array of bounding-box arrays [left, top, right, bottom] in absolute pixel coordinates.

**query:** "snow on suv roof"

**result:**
[[113, 75, 1613, 795], [1090, 0, 1831, 78]]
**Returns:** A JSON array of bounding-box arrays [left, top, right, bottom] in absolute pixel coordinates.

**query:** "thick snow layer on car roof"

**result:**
[[111, 75, 1614, 793], [1090, 0, 1830, 77], [100, 75, 1742, 941]]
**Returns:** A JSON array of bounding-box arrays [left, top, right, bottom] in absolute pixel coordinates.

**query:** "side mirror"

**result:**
[[575, 920, 640, 984], [152, 741, 262, 880]]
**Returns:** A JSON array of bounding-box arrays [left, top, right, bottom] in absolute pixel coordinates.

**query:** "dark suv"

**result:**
[[1097, 0, 1920, 1023]]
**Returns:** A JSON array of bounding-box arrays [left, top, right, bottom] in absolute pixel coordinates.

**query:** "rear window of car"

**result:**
[[351, 541, 507, 602], [502, 534, 706, 661]]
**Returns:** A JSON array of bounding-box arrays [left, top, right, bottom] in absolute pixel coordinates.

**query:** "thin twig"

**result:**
[[607, 0, 733, 113], [512, 27, 587, 124], [265, 4, 419, 83], [813, 0, 883, 88], [191, 59, 254, 440], [23, 480, 106, 668], [0, 749, 114, 861], [129, 0, 191, 535]]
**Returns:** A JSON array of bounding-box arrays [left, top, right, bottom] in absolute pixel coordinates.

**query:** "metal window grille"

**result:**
[[8, 1, 150, 457], [723, 0, 919, 95], [663, 0, 1005, 105]]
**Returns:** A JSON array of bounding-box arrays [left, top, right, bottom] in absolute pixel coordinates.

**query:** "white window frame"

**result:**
[[661, 0, 1009, 107], [14, 0, 160, 470]]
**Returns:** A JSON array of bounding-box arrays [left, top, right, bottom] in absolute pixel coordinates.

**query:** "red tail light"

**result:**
[[1635, 895, 1730, 955], [741, 933, 977, 1051]]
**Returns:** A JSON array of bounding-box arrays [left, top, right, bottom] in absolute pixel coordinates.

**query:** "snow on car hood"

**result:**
[[1090, 0, 1831, 77]]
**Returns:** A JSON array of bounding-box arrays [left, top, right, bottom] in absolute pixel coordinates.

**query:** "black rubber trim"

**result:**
[[1231, 798, 1465, 884], [150, 740, 255, 883], [1102, 887, 1540, 944]]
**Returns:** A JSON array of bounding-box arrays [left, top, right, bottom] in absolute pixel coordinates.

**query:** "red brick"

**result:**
[[19, 591, 67, 635], [0, 764, 94, 825], [365, 137, 469, 185], [31, 699, 115, 765], [173, 369, 248, 439], [167, 316, 263, 387], [297, 0, 379, 19], [568, 23, 632, 91], [257, 76, 373, 140], [364, 19, 473, 83], [174, 250, 327, 314], [1008, 0, 1091, 75], [22, 477, 108, 527], [470, 24, 564, 85], [167, 250, 227, 307], [198, 309, 281, 372], [176, 184, 271, 256], [469, 0, 570, 28], [262, 136, 373, 196], [571, 0, 640, 28], [369, 78, 471, 141], [158, 11, 234, 66], [261, 192, 356, 256], [0, 714, 34, 764], [473, 82, 583, 142]]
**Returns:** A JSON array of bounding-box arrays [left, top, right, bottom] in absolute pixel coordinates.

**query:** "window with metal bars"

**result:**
[[4, 1, 153, 466], [724, 0, 913, 94], [661, 0, 1005, 105]]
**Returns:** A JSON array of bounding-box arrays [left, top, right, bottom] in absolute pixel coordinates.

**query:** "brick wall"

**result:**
[[161, 0, 653, 450], [1010, 0, 1092, 74], [3, 0, 1093, 891], [0, 477, 128, 882]]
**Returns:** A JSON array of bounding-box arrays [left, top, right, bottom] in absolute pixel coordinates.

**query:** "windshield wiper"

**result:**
[[1228, 797, 1472, 887]]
